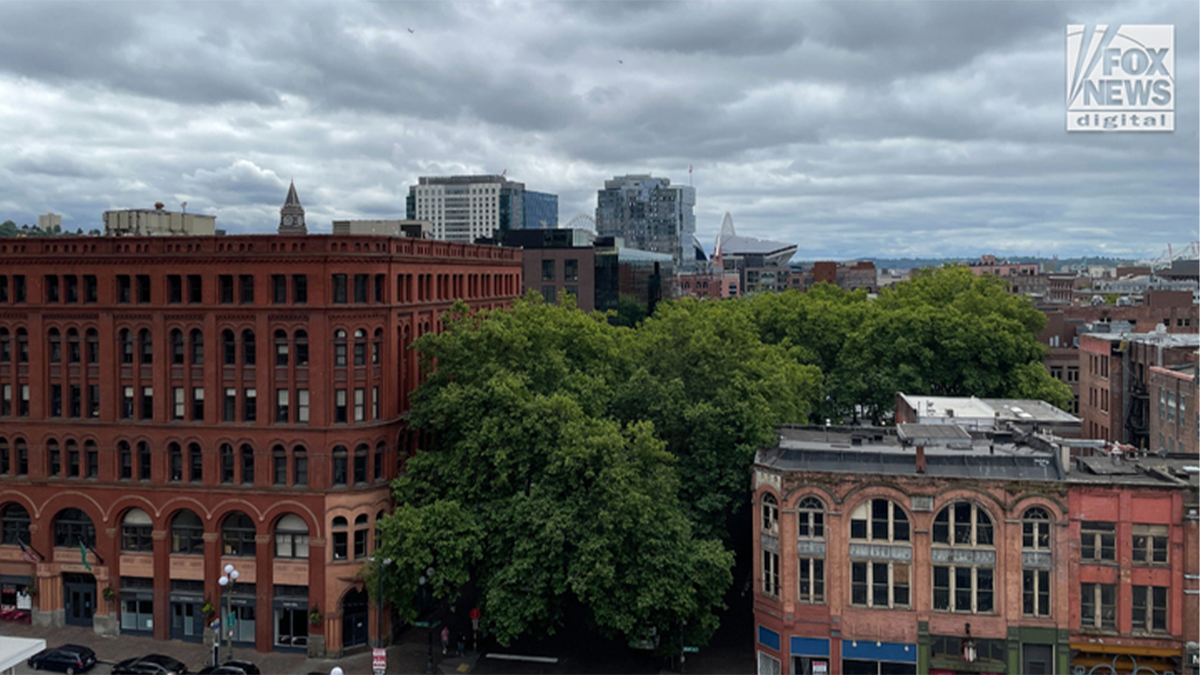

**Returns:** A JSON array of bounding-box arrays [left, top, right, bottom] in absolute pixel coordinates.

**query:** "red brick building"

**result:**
[[0, 231, 521, 657], [1147, 363, 1199, 455]]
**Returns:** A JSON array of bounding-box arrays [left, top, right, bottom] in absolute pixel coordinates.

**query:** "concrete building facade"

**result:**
[[594, 174, 697, 269], [0, 232, 522, 657], [406, 175, 534, 244]]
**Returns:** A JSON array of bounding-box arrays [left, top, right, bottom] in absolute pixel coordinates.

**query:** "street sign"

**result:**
[[413, 620, 441, 628], [813, 661, 828, 675], [683, 647, 699, 653], [372, 647, 387, 675], [226, 612, 236, 628]]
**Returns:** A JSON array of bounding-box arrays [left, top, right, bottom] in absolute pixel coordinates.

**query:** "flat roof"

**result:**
[[898, 393, 1080, 425], [0, 636, 46, 672]]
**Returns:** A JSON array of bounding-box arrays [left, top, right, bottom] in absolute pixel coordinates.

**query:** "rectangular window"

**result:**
[[297, 389, 309, 424], [762, 550, 779, 597], [292, 275, 307, 304], [219, 275, 234, 304], [1081, 521, 1116, 562], [354, 528, 368, 559], [1023, 569, 1050, 617], [64, 275, 78, 303], [564, 259, 578, 282], [372, 386, 379, 420], [141, 386, 153, 420], [273, 451, 287, 485], [223, 388, 237, 422], [19, 384, 30, 417], [173, 387, 185, 420], [332, 274, 347, 303], [1132, 524, 1169, 565], [136, 275, 150, 303], [0, 275, 6, 303], [542, 259, 555, 282], [88, 384, 99, 418], [170, 449, 183, 482], [191, 387, 204, 421], [84, 275, 97, 303], [49, 384, 62, 417], [354, 388, 365, 422], [276, 389, 289, 423], [48, 445, 61, 477], [1132, 586, 1168, 633], [68, 385, 80, 418], [271, 274, 287, 304], [333, 532, 348, 560], [354, 274, 368, 303], [374, 274, 384, 303], [13, 275, 25, 303], [1, 384, 9, 416], [67, 445, 79, 477], [335, 389, 347, 423], [45, 275, 59, 303], [851, 560, 909, 608], [294, 450, 307, 486], [798, 557, 824, 604], [181, 276, 200, 305], [122, 386, 134, 419], [86, 446, 98, 478], [189, 446, 202, 483], [239, 274, 254, 304], [243, 388, 257, 422], [1081, 583, 1117, 630], [541, 285, 556, 304], [168, 275, 183, 303]]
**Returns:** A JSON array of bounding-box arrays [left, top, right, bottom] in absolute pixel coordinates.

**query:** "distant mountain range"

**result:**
[[791, 255, 1139, 269]]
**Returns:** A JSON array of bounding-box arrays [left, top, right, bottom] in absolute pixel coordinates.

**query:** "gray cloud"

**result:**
[[0, 0, 1193, 259]]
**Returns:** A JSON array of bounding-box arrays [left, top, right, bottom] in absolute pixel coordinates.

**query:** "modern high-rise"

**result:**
[[594, 174, 700, 269], [523, 190, 559, 230], [407, 175, 555, 243]]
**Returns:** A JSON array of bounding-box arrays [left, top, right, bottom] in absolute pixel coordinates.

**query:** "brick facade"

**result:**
[[0, 234, 521, 657]]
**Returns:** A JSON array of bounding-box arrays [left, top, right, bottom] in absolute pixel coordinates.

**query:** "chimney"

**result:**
[[916, 445, 926, 474]]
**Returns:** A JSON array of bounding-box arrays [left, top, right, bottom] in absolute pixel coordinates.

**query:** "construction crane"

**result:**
[[1150, 241, 1199, 271]]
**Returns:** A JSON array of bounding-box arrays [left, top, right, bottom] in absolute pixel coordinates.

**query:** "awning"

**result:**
[[1071, 643, 1181, 658], [0, 636, 46, 673]]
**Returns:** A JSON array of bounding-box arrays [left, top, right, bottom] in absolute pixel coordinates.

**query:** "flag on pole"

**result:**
[[18, 539, 39, 564], [689, 165, 693, 173], [79, 540, 92, 571]]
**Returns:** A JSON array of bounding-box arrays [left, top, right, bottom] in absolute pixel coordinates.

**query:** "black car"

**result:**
[[27, 644, 97, 674], [196, 661, 260, 675], [111, 654, 189, 675]]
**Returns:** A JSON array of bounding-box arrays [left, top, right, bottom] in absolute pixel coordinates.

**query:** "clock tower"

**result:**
[[278, 180, 307, 235]]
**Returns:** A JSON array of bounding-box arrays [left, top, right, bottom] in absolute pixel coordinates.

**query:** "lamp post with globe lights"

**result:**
[[218, 563, 241, 663]]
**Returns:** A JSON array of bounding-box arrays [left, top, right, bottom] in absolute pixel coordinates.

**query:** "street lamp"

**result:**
[[369, 556, 393, 649], [218, 563, 240, 663], [419, 567, 435, 675]]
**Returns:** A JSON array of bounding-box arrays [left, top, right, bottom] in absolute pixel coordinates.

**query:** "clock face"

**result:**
[[284, 215, 293, 225]]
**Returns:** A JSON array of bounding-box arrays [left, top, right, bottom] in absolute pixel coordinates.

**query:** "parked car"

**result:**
[[196, 661, 260, 675], [111, 654, 189, 675], [27, 644, 97, 674]]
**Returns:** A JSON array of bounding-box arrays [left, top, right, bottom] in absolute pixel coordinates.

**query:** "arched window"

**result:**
[[761, 493, 778, 535], [169, 442, 183, 482], [85, 328, 99, 364], [375, 510, 386, 551], [850, 498, 910, 542], [1, 503, 31, 545], [275, 514, 309, 559], [242, 329, 256, 366], [372, 328, 383, 365], [220, 443, 235, 483], [1022, 507, 1051, 550], [848, 499, 911, 609], [273, 445, 287, 485], [121, 508, 153, 552], [798, 496, 824, 539], [240, 444, 254, 485], [16, 329, 28, 363], [47, 439, 60, 477], [932, 502, 994, 614], [120, 328, 133, 364], [354, 444, 368, 484], [353, 329, 366, 366], [190, 329, 204, 365], [66, 328, 80, 363], [274, 330, 289, 367], [353, 514, 369, 558], [138, 328, 152, 364], [332, 516, 348, 560], [0, 328, 9, 363], [374, 442, 385, 482], [171, 329, 184, 365], [332, 446, 348, 486], [1022, 507, 1052, 618], [295, 330, 309, 366], [119, 441, 133, 479], [294, 446, 308, 486], [221, 512, 256, 557], [333, 330, 347, 367], [65, 439, 79, 477], [54, 508, 95, 548], [137, 441, 151, 480], [171, 510, 204, 554], [222, 330, 236, 366], [188, 443, 203, 483], [933, 502, 993, 546], [48, 328, 61, 363]]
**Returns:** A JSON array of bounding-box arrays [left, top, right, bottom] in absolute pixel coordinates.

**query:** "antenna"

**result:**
[[181, 202, 187, 214]]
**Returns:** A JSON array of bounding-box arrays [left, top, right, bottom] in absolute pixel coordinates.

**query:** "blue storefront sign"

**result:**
[[842, 639, 917, 664], [758, 625, 781, 651], [790, 637, 830, 657]]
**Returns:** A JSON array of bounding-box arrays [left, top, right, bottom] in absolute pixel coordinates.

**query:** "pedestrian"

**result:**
[[457, 634, 466, 657], [441, 625, 450, 654]]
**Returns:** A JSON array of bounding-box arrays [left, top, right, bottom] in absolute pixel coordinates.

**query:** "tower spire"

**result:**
[[279, 181, 307, 235]]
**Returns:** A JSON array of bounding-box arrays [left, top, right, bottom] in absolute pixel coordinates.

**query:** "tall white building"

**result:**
[[406, 175, 526, 243]]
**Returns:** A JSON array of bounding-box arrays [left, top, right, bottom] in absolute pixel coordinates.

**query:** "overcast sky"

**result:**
[[0, 1, 1195, 259]]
